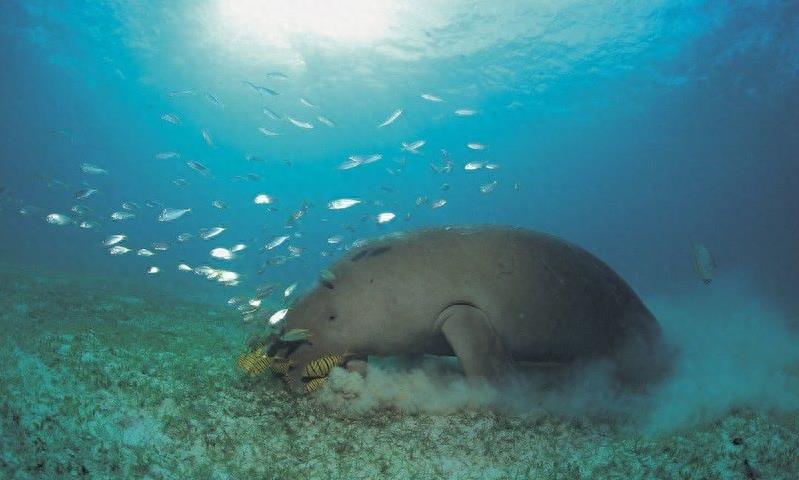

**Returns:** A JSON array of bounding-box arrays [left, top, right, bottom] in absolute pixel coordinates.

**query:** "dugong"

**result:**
[[270, 226, 671, 392]]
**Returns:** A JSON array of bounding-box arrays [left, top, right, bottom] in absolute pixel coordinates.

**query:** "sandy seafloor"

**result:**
[[1, 266, 797, 480]]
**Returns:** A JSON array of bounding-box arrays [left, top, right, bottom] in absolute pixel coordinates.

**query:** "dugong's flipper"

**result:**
[[437, 304, 512, 383]]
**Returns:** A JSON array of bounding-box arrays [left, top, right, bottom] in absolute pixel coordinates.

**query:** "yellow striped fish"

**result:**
[[236, 351, 273, 376], [269, 358, 293, 376], [302, 353, 349, 378], [305, 377, 327, 394]]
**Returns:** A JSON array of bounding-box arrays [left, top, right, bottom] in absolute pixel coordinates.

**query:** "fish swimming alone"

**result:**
[[265, 226, 673, 393], [692, 244, 716, 284]]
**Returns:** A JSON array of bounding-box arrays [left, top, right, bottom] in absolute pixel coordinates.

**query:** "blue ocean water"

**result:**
[[1, 0, 797, 306], [1, 1, 798, 478]]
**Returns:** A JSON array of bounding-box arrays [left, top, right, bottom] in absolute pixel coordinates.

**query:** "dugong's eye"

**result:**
[[328, 314, 337, 321]]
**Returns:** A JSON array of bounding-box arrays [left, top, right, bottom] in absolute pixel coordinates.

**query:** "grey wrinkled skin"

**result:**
[[276, 226, 673, 393]]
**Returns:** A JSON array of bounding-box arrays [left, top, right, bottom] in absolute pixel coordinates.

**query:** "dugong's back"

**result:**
[[337, 226, 660, 363]]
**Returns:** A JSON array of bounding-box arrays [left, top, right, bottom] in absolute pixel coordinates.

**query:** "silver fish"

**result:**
[[286, 203, 310, 225], [201, 129, 214, 146], [378, 109, 402, 128], [692, 244, 716, 285], [187, 160, 210, 175], [266, 235, 290, 250], [299, 97, 316, 108], [263, 107, 282, 120], [155, 151, 180, 160], [210, 247, 234, 260], [327, 198, 361, 210], [19, 205, 39, 216], [421, 93, 443, 102], [72, 204, 93, 216], [338, 158, 362, 170], [161, 113, 181, 124], [104, 234, 126, 246], [205, 92, 224, 107], [376, 212, 396, 224], [259, 127, 280, 137], [401, 140, 425, 153], [466, 142, 486, 150], [158, 208, 191, 222], [317, 115, 336, 127], [75, 188, 97, 199], [46, 213, 72, 226], [454, 109, 477, 116], [254, 194, 275, 205], [244, 81, 278, 96], [360, 154, 383, 165], [479, 180, 498, 194], [81, 163, 108, 175], [110, 211, 135, 221], [287, 117, 313, 129], [200, 226, 225, 240], [168, 89, 195, 97]]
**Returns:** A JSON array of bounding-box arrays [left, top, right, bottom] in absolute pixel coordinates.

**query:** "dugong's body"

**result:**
[[275, 226, 670, 391]]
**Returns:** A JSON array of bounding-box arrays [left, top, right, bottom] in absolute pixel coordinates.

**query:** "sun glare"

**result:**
[[215, 0, 399, 47]]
